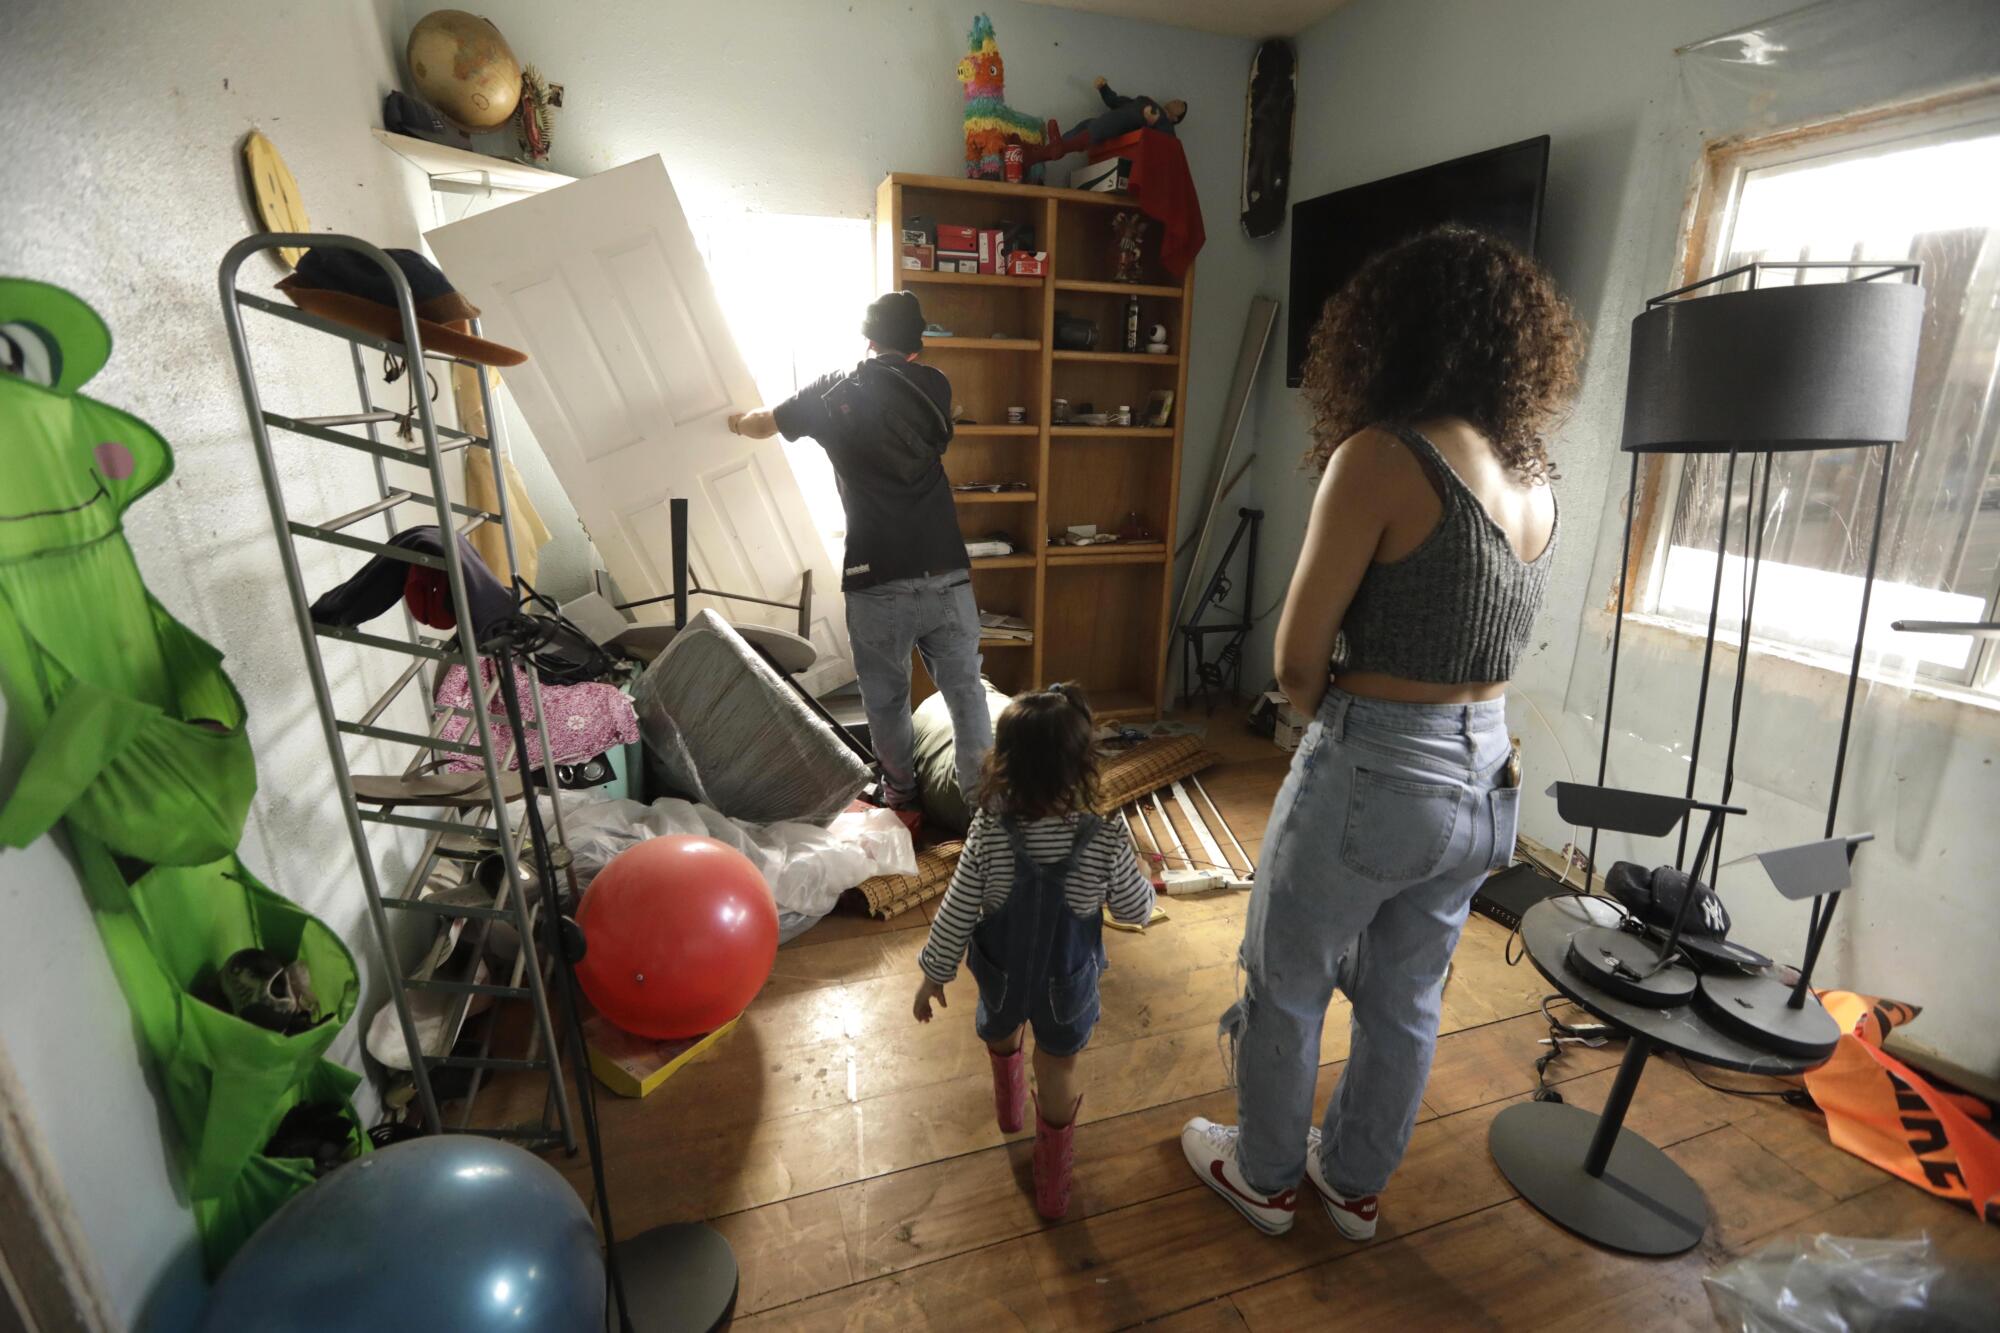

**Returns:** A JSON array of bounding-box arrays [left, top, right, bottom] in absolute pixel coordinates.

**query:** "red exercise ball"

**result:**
[[575, 835, 779, 1040]]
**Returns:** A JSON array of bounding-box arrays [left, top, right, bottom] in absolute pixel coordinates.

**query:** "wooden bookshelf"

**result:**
[[876, 172, 1193, 720]]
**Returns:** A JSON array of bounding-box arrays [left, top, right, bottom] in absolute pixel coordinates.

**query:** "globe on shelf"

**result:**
[[405, 9, 522, 133]]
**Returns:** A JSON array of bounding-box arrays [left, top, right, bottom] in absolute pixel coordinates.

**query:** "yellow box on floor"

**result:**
[[586, 1012, 740, 1098]]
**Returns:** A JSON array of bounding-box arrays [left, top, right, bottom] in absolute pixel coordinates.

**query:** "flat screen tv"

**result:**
[[1285, 135, 1549, 386]]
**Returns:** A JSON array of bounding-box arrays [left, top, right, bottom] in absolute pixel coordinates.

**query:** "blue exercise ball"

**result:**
[[200, 1136, 604, 1331]]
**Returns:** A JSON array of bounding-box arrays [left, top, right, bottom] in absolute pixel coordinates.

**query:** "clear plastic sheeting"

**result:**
[[1561, 0, 2000, 818], [1675, 0, 1999, 144], [547, 792, 917, 938], [1704, 1233, 1999, 1333]]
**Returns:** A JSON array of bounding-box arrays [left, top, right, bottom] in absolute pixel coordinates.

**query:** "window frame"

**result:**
[[1629, 81, 2000, 695]]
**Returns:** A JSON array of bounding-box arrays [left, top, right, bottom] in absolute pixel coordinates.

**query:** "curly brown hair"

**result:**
[[1299, 225, 1583, 481], [975, 682, 1101, 820]]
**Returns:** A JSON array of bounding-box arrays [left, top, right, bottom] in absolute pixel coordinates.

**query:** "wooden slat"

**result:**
[[1053, 349, 1182, 365], [1418, 1009, 1625, 1117], [903, 269, 1043, 289], [1055, 279, 1184, 298], [923, 336, 1042, 352], [1231, 1198, 1711, 1331], [1666, 1122, 1837, 1250], [704, 1006, 1729, 1320]]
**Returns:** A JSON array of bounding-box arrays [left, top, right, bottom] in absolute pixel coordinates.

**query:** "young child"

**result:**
[[912, 683, 1155, 1219]]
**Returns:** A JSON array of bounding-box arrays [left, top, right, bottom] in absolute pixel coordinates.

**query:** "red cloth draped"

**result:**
[[1110, 131, 1206, 278]]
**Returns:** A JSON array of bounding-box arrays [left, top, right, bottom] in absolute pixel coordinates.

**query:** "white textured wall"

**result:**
[[1, 1, 448, 1324], [3, 1, 1258, 1319], [1249, 0, 2000, 1083], [392, 0, 1268, 593]]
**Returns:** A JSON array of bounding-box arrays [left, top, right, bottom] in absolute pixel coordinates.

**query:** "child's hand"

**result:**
[[912, 977, 948, 1023]]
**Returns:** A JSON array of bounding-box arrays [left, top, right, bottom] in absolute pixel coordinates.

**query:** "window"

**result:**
[[696, 212, 878, 559], [1648, 96, 2000, 693]]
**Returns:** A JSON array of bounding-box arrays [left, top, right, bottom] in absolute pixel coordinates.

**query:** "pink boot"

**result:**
[[1033, 1094, 1081, 1220], [989, 1046, 1026, 1133]]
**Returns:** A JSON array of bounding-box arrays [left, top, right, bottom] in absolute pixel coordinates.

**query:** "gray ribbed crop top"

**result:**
[[1333, 425, 1558, 684]]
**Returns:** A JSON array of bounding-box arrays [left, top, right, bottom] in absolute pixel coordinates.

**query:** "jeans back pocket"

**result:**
[[1338, 767, 1463, 882]]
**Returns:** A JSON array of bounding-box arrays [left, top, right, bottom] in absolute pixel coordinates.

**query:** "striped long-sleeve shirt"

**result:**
[[918, 810, 1155, 984]]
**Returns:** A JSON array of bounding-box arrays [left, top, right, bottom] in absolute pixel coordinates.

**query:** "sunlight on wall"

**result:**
[[697, 212, 878, 561]]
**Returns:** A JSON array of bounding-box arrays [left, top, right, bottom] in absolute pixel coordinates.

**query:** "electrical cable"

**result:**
[[509, 577, 626, 686], [1530, 994, 1616, 1103], [1249, 588, 1287, 625], [1670, 1051, 1810, 1104], [1503, 889, 1626, 968], [1516, 689, 1585, 889], [487, 616, 636, 1333]]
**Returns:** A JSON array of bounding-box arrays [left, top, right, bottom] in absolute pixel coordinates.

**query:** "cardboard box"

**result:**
[[899, 226, 931, 246], [900, 243, 936, 271], [936, 223, 978, 251], [1273, 701, 1310, 753], [977, 228, 1006, 274], [935, 249, 978, 274], [1071, 158, 1132, 193], [585, 1011, 739, 1098], [1008, 250, 1048, 277]]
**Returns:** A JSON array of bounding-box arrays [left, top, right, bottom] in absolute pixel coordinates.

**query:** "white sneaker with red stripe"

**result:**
[[1303, 1126, 1379, 1240], [1181, 1117, 1298, 1235]]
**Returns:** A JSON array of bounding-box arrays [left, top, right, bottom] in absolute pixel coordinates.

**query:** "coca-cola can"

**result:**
[[1003, 144, 1025, 183]]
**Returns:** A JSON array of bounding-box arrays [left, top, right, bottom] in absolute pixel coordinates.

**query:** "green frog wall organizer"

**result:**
[[0, 278, 363, 1269]]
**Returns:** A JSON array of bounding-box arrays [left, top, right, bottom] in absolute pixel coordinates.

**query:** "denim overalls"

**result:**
[[966, 814, 1107, 1057]]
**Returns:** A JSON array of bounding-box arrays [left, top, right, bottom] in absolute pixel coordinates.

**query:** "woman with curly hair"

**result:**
[[1183, 226, 1584, 1237]]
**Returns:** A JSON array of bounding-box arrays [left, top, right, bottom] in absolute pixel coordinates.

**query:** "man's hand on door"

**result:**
[[728, 409, 778, 439]]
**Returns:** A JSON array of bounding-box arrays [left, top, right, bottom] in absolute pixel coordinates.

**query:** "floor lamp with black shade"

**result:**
[[1487, 264, 1926, 1257], [1591, 264, 1923, 1014]]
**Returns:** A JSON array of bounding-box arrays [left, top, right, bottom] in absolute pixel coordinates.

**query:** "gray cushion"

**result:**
[[632, 609, 868, 825]]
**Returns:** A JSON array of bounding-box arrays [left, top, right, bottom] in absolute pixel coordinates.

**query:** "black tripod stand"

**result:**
[[482, 611, 739, 1333], [1178, 507, 1262, 713]]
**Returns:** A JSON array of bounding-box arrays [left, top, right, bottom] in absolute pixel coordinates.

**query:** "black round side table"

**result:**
[[1488, 895, 1826, 1255]]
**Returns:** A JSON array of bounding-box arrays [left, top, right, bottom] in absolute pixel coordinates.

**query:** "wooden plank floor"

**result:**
[[520, 724, 1999, 1329]]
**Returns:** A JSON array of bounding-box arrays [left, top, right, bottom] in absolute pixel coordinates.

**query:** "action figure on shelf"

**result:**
[[1111, 211, 1149, 283], [1044, 76, 1187, 157]]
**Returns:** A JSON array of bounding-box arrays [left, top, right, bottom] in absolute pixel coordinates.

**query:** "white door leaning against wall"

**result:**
[[427, 155, 855, 694]]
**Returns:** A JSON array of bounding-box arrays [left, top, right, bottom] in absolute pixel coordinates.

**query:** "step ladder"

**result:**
[[219, 233, 576, 1150]]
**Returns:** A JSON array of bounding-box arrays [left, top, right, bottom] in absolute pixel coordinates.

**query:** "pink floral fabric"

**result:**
[[435, 660, 638, 772]]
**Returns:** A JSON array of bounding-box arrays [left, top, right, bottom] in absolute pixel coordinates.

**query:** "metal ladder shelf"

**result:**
[[219, 233, 577, 1150]]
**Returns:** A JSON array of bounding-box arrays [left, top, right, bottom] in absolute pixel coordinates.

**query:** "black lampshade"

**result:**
[[1622, 280, 1925, 454]]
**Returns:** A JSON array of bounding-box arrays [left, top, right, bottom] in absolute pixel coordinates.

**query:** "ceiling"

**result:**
[[1018, 0, 1351, 39]]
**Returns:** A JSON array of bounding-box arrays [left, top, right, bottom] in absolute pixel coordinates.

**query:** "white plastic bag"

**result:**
[[539, 792, 916, 926], [1705, 1233, 1997, 1332]]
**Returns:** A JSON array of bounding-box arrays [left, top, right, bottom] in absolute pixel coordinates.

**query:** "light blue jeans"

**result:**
[[1225, 687, 1519, 1197], [844, 573, 993, 807]]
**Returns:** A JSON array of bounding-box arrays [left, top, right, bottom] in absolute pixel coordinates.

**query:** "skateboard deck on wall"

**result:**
[[1242, 38, 1297, 239]]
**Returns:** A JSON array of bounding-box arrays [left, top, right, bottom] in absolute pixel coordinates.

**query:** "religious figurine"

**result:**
[[1111, 211, 1149, 284]]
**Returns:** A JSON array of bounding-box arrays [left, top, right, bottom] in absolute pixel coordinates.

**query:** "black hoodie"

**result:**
[[773, 354, 965, 591]]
